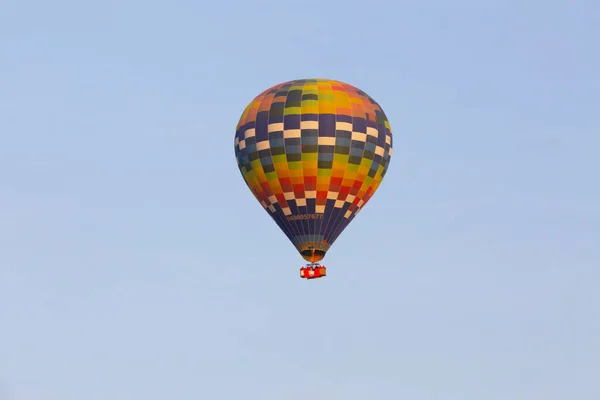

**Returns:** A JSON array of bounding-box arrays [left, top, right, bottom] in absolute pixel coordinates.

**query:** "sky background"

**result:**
[[1, 0, 599, 399]]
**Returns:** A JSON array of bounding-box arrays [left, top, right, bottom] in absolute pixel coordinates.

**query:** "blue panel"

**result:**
[[377, 125, 386, 146], [335, 137, 351, 147], [268, 114, 284, 124], [306, 198, 316, 214], [284, 114, 301, 129], [269, 138, 284, 147], [350, 147, 364, 157], [286, 145, 301, 154], [352, 117, 367, 133], [301, 136, 318, 145], [337, 114, 352, 123], [255, 111, 269, 142], [318, 152, 334, 161], [301, 113, 319, 121], [318, 114, 336, 136]]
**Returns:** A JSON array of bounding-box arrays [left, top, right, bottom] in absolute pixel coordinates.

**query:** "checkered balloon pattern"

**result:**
[[234, 79, 393, 263]]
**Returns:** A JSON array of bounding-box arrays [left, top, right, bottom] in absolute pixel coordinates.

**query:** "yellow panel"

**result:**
[[305, 168, 318, 177], [289, 161, 303, 170], [290, 170, 304, 179], [272, 154, 287, 164], [331, 168, 345, 178], [301, 105, 319, 114], [319, 102, 335, 114], [284, 107, 301, 115], [317, 175, 330, 184], [346, 164, 359, 172], [341, 178, 354, 187], [333, 154, 349, 164]]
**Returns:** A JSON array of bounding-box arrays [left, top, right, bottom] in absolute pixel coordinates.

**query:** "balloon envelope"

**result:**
[[234, 78, 393, 262]]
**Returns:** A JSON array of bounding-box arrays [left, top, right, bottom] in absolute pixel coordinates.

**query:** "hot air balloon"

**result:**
[[234, 78, 393, 279]]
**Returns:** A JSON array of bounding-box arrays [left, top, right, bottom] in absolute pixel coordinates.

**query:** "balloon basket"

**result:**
[[300, 264, 326, 280]]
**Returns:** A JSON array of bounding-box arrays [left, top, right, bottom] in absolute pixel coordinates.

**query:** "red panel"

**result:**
[[305, 176, 317, 185], [330, 177, 343, 186], [276, 194, 286, 204], [280, 177, 292, 186]]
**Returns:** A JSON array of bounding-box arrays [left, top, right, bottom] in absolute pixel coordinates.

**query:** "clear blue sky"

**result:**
[[1, 0, 598, 399]]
